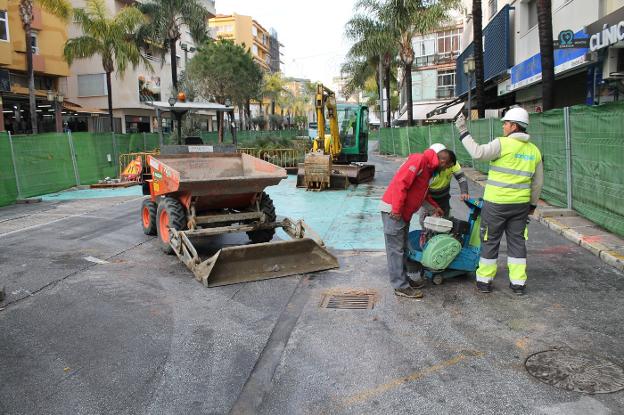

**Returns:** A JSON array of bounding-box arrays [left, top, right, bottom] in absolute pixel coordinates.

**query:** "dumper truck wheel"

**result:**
[[141, 199, 158, 236], [247, 192, 276, 244], [156, 197, 187, 254]]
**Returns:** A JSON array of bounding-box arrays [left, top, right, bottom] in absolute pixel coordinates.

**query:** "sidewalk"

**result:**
[[463, 167, 624, 272]]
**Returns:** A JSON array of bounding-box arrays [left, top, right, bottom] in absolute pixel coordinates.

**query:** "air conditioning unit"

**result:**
[[602, 48, 624, 80]]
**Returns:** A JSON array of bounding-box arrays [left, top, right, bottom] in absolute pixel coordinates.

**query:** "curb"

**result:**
[[462, 168, 624, 273]]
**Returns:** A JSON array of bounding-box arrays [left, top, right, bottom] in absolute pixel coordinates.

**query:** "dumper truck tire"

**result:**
[[246, 192, 276, 244], [141, 199, 158, 236], [156, 197, 187, 254]]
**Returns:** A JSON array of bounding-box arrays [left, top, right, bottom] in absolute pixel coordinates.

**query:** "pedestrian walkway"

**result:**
[[463, 167, 624, 272]]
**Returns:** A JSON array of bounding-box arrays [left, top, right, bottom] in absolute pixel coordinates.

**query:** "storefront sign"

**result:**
[[585, 6, 624, 52], [554, 30, 589, 49], [510, 30, 589, 91]]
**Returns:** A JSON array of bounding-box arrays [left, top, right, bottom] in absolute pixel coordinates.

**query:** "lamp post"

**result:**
[[463, 56, 476, 121], [47, 90, 64, 133], [180, 43, 196, 68]]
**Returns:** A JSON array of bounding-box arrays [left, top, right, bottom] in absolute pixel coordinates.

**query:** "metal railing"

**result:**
[[237, 148, 307, 168]]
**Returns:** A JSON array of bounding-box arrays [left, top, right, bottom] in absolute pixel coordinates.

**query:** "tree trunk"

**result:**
[[217, 111, 223, 143], [169, 38, 178, 90], [106, 71, 114, 133], [245, 99, 251, 130], [385, 64, 391, 126], [473, 0, 486, 118], [405, 63, 414, 126], [25, 23, 37, 134], [537, 0, 555, 110], [378, 56, 385, 128]]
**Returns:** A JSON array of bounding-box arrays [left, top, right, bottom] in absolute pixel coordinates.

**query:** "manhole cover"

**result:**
[[525, 349, 624, 394], [320, 290, 377, 310]]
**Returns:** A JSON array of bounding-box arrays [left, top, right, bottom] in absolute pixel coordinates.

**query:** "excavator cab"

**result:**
[[336, 104, 369, 164]]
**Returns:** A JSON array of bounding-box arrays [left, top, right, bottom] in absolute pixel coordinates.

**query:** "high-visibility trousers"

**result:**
[[475, 201, 530, 286]]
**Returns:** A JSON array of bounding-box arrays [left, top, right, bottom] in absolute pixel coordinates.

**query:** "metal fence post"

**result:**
[[67, 131, 81, 186], [391, 127, 396, 155], [406, 126, 411, 154], [428, 125, 432, 146], [450, 123, 456, 153], [112, 131, 118, 174], [489, 117, 494, 142], [563, 107, 573, 210], [143, 132, 147, 151], [7, 132, 23, 199]]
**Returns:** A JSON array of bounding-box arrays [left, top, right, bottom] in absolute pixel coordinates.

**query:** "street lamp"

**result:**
[[180, 43, 196, 67], [463, 56, 476, 121]]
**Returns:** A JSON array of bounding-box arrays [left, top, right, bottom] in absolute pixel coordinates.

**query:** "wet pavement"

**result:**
[[1, 144, 623, 414]]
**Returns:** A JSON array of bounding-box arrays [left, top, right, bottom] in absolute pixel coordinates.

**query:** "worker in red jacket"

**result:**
[[380, 148, 455, 298]]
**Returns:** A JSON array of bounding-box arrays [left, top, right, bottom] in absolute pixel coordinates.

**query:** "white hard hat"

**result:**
[[502, 107, 529, 128], [429, 143, 446, 153]]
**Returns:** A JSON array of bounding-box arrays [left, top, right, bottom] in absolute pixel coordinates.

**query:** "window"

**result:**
[[30, 32, 38, 55], [0, 10, 8, 41], [414, 34, 436, 58], [527, 0, 538, 29], [78, 73, 107, 97], [252, 26, 258, 37], [437, 70, 455, 99], [437, 28, 462, 55], [252, 44, 258, 55], [488, 0, 497, 19]]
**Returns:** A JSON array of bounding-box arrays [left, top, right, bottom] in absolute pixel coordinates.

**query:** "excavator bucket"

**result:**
[[169, 222, 339, 287], [296, 159, 376, 189]]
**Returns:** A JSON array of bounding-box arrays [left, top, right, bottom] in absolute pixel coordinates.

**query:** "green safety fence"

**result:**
[[377, 101, 624, 237], [0, 131, 161, 206]]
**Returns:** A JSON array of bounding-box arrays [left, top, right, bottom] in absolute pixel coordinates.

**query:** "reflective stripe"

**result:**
[[486, 180, 531, 189], [507, 257, 527, 265], [489, 165, 534, 178], [524, 226, 528, 240], [509, 279, 526, 286], [476, 274, 494, 283], [479, 257, 498, 265]]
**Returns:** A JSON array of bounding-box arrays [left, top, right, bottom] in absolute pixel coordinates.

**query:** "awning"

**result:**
[[394, 101, 464, 123], [63, 102, 108, 114], [147, 101, 231, 112]]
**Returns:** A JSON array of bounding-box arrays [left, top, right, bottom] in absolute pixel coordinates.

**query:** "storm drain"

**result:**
[[525, 349, 624, 394], [320, 290, 377, 310]]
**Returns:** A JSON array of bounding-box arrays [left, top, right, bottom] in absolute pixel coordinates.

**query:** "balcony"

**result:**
[[414, 52, 460, 68]]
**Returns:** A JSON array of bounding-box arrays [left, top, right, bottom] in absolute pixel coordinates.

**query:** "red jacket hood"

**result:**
[[423, 149, 440, 173]]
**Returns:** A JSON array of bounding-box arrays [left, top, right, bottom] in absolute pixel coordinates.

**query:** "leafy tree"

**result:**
[[262, 72, 292, 120], [137, 0, 211, 90], [537, 0, 555, 110], [64, 0, 147, 133], [19, 0, 72, 134], [186, 40, 263, 141]]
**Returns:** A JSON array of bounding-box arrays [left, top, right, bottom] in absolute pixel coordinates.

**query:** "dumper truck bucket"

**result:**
[[169, 219, 339, 287]]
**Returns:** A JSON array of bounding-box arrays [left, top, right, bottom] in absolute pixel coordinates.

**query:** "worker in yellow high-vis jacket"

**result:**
[[455, 107, 543, 295]]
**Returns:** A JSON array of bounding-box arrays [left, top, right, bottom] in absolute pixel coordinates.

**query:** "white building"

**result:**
[[457, 0, 624, 112], [63, 0, 216, 133]]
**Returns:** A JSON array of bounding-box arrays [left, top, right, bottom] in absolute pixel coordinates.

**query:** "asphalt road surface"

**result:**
[[1, 145, 623, 414]]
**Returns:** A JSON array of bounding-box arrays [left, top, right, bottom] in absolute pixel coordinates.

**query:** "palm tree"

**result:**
[[472, 0, 485, 118], [19, 0, 71, 134], [263, 71, 289, 119], [64, 0, 148, 133], [137, 0, 211, 91], [537, 0, 555, 110], [344, 12, 396, 128]]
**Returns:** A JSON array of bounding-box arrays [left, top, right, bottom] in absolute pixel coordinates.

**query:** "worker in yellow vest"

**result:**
[[455, 107, 543, 295], [424, 143, 470, 220]]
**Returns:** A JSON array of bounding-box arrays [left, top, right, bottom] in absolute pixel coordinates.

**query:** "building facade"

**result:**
[[456, 0, 624, 114], [209, 13, 274, 72], [63, 0, 216, 134], [0, 0, 72, 133], [396, 18, 463, 123]]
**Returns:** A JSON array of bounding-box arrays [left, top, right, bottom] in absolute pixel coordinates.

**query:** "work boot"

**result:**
[[408, 277, 426, 289], [509, 283, 526, 295], [394, 287, 424, 299], [476, 281, 492, 293]]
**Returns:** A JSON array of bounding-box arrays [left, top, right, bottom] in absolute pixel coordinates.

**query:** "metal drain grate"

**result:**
[[320, 291, 376, 310], [525, 348, 624, 394]]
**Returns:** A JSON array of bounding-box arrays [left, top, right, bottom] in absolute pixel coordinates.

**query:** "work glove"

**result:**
[[455, 113, 468, 136]]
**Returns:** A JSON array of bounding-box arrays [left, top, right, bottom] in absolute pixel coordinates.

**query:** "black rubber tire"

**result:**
[[246, 192, 277, 244], [141, 199, 158, 236], [156, 197, 187, 254]]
